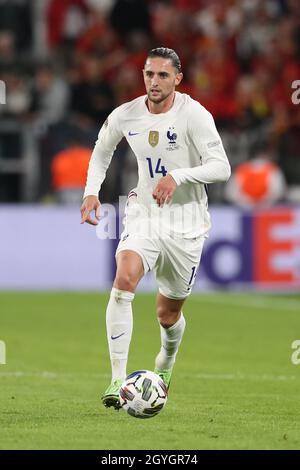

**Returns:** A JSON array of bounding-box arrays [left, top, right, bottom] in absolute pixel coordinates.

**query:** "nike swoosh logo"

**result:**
[[128, 131, 139, 136], [111, 333, 125, 340]]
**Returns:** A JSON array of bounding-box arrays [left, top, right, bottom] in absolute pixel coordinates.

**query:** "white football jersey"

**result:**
[[84, 92, 231, 238]]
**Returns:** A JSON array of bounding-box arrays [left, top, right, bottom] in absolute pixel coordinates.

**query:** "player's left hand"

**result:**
[[152, 175, 177, 207]]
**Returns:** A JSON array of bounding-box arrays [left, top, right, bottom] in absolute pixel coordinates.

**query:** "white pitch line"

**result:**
[[195, 372, 297, 382], [0, 371, 110, 378], [0, 371, 58, 378], [194, 295, 300, 312], [0, 371, 297, 383]]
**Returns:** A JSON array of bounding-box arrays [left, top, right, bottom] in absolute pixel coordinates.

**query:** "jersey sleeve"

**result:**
[[169, 102, 231, 186], [83, 108, 123, 198]]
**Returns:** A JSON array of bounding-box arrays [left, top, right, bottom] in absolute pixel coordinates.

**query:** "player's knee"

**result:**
[[157, 306, 180, 328], [114, 272, 138, 293]]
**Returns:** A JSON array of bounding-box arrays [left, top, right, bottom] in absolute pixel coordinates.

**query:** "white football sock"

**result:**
[[106, 287, 134, 382], [155, 313, 186, 371]]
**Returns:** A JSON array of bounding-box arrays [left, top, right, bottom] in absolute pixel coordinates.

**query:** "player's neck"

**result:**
[[147, 92, 176, 114]]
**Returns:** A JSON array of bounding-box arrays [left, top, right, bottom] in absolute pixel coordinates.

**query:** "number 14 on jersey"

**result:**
[[146, 157, 167, 178]]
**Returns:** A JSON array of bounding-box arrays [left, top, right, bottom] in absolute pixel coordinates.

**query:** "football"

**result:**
[[119, 370, 168, 419]]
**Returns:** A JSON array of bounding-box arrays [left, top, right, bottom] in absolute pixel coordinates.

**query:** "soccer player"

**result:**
[[81, 47, 231, 409]]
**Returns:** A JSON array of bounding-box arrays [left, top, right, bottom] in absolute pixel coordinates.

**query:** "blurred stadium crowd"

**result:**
[[0, 0, 299, 206]]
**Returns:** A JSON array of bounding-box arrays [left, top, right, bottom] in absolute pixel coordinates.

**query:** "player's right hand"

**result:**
[[80, 195, 101, 225]]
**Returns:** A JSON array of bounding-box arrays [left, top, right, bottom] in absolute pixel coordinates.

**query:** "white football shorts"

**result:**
[[116, 195, 205, 299]]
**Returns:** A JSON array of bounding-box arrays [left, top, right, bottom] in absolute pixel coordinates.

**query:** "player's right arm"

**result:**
[[80, 195, 101, 225], [81, 109, 123, 225]]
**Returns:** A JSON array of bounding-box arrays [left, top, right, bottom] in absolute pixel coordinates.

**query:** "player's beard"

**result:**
[[147, 88, 173, 104]]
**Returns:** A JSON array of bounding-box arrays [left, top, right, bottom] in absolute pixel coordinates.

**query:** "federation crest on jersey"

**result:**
[[149, 131, 159, 147], [166, 127, 179, 151]]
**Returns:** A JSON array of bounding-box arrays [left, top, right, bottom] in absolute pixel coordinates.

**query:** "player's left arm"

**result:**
[[152, 174, 177, 207], [169, 105, 231, 186]]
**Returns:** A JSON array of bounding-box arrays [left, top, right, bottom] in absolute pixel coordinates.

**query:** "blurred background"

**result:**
[[0, 0, 300, 291]]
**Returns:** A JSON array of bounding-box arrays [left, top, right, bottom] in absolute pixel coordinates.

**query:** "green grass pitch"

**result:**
[[0, 292, 299, 450]]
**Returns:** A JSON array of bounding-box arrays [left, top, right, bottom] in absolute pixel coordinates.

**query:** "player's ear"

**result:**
[[175, 72, 183, 86]]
